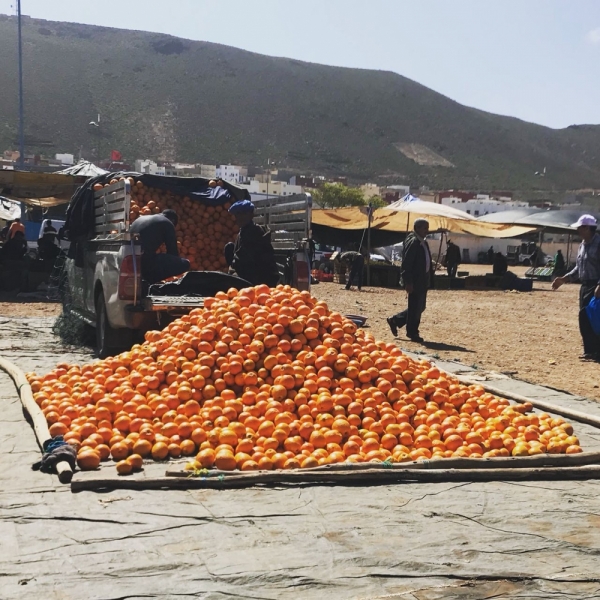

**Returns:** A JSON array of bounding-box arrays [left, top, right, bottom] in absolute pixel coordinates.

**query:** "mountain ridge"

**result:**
[[0, 14, 599, 191]]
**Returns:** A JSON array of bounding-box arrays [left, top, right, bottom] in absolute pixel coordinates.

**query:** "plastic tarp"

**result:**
[[478, 208, 600, 233], [55, 160, 108, 177], [0, 196, 21, 221], [312, 207, 536, 238]]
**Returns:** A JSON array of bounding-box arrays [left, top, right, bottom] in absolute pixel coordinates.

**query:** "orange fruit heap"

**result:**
[[99, 176, 239, 273], [27, 285, 583, 473]]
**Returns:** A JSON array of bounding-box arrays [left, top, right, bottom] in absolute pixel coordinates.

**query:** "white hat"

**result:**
[[572, 214, 597, 228]]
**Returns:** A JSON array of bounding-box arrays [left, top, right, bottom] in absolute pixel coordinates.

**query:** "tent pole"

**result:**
[[367, 203, 372, 287]]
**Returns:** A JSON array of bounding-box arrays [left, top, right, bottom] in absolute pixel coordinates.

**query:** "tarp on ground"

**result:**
[[312, 207, 536, 238]]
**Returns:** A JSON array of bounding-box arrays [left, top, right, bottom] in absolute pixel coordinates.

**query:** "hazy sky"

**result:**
[[1, 0, 599, 129]]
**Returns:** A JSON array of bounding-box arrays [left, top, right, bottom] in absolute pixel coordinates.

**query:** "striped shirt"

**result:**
[[566, 232, 600, 284]]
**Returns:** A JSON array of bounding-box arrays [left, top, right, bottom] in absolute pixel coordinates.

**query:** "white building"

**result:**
[[55, 153, 74, 166], [360, 183, 380, 199], [216, 164, 248, 183], [441, 196, 529, 217], [240, 179, 303, 198], [198, 164, 217, 179], [134, 159, 165, 176]]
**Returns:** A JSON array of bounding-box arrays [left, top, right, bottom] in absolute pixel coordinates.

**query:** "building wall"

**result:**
[[241, 180, 303, 197], [441, 196, 529, 217]]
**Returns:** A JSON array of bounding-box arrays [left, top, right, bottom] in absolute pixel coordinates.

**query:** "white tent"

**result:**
[[387, 195, 473, 220], [55, 160, 107, 177]]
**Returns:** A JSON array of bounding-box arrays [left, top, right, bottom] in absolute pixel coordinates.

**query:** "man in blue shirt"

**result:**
[[552, 214, 600, 360]]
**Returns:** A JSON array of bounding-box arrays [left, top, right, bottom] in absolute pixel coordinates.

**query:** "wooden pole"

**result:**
[[366, 203, 372, 286], [70, 464, 600, 491], [0, 357, 73, 483]]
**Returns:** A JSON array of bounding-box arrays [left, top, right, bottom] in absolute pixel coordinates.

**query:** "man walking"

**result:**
[[445, 239, 461, 279], [386, 218, 433, 343], [552, 215, 600, 360]]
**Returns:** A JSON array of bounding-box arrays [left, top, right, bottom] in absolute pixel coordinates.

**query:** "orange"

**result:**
[[116, 460, 133, 475], [77, 450, 100, 470]]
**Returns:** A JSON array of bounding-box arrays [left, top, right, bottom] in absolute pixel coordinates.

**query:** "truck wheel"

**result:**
[[95, 292, 122, 358]]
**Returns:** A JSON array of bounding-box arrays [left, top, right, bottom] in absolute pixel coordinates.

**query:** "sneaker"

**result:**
[[386, 317, 398, 337], [408, 334, 424, 343], [579, 353, 599, 361]]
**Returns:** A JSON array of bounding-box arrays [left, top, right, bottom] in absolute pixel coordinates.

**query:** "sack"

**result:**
[[586, 296, 600, 335]]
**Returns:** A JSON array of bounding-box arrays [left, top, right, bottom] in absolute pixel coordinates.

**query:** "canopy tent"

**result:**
[[0, 196, 21, 221], [478, 208, 600, 234], [388, 195, 474, 220], [312, 206, 535, 238], [0, 170, 87, 207], [55, 160, 108, 177], [477, 208, 541, 223]]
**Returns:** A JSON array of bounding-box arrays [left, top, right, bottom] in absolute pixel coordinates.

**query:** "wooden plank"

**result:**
[[70, 464, 600, 491]]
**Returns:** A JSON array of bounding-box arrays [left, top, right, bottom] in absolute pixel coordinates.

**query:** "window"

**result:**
[[475, 210, 479, 216], [466, 210, 471, 214]]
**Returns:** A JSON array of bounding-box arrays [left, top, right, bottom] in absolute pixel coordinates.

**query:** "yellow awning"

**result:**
[[0, 171, 84, 205], [312, 207, 536, 239]]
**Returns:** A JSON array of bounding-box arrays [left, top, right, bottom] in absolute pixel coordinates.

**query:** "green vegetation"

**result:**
[[312, 183, 366, 208], [1, 15, 599, 191]]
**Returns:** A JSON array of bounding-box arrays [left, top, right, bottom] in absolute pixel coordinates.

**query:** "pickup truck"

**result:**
[[61, 173, 312, 357]]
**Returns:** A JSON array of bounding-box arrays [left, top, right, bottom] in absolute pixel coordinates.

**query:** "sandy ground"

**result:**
[[1, 265, 599, 401], [314, 264, 600, 402]]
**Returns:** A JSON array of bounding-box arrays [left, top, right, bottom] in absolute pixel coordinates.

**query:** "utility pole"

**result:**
[[17, 0, 25, 169]]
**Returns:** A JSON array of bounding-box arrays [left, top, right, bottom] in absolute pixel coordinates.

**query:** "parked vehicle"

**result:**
[[62, 174, 312, 357]]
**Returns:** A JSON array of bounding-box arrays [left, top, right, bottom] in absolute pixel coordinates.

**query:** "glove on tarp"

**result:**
[[32, 436, 77, 473]]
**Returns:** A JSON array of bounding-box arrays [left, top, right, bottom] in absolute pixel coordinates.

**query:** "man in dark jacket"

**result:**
[[340, 248, 365, 290], [445, 239, 461, 279], [130, 209, 190, 284], [386, 219, 433, 343], [225, 200, 280, 286]]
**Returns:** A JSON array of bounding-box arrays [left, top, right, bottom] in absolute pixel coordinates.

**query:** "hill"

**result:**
[[0, 14, 599, 191]]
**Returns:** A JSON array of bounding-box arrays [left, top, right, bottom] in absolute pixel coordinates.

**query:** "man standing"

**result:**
[[553, 249, 566, 277], [225, 200, 280, 286], [340, 248, 365, 291], [8, 217, 25, 240], [445, 239, 461, 279], [552, 215, 600, 360], [130, 209, 190, 284], [386, 218, 433, 343]]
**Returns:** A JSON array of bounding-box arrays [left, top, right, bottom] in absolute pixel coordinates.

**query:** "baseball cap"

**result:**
[[571, 214, 597, 228]]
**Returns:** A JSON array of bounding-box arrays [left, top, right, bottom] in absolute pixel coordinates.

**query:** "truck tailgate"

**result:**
[[144, 296, 205, 312]]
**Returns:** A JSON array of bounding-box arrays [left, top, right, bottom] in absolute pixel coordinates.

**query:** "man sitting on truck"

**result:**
[[130, 209, 190, 284], [224, 200, 280, 287]]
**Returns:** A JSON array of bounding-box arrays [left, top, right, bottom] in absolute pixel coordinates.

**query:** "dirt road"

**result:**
[[313, 266, 600, 402]]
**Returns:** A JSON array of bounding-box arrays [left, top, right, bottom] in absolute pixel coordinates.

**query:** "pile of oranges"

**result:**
[[95, 177, 239, 272], [27, 285, 583, 475]]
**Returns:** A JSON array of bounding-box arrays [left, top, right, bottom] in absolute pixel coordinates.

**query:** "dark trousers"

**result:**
[[346, 257, 364, 289], [391, 289, 427, 337], [142, 254, 190, 284], [579, 283, 600, 354], [447, 263, 458, 278]]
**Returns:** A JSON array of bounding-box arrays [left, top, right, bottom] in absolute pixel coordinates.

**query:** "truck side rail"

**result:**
[[94, 179, 131, 235], [252, 193, 312, 251]]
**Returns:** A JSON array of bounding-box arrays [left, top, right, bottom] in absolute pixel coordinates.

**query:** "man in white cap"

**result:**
[[386, 218, 433, 343], [552, 214, 600, 360]]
